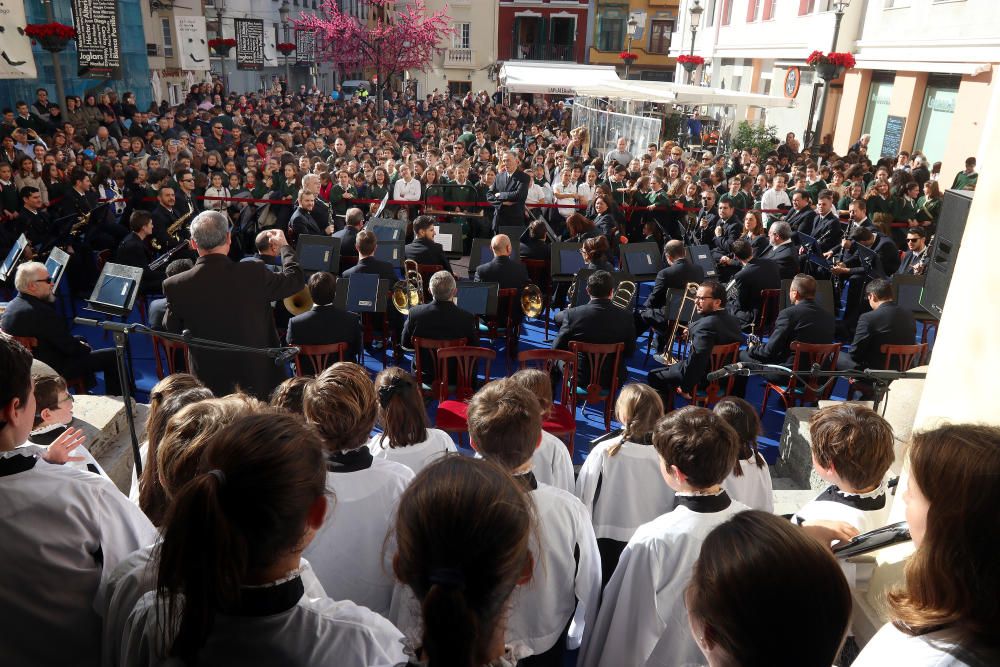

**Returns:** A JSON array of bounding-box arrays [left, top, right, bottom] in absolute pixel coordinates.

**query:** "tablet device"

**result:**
[[45, 247, 71, 291]]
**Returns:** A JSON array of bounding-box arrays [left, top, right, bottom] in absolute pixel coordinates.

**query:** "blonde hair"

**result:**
[[609, 384, 663, 456]]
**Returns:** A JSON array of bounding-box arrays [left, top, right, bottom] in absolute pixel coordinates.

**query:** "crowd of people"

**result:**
[[0, 81, 994, 666]]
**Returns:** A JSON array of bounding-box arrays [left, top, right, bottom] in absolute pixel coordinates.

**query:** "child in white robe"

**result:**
[[713, 397, 774, 512], [579, 406, 748, 667], [509, 369, 574, 492]]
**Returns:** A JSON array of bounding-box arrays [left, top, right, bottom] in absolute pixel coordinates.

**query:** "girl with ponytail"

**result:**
[[713, 397, 774, 512], [121, 412, 405, 666]]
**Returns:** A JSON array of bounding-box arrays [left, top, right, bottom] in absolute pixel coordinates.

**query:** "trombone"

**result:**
[[566, 278, 637, 311], [391, 259, 424, 314], [658, 282, 700, 366]]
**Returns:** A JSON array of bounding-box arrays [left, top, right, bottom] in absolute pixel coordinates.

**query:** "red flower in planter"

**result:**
[[277, 42, 297, 54], [24, 23, 77, 41], [619, 51, 638, 61], [207, 38, 237, 49], [806, 50, 856, 69], [677, 54, 705, 66]]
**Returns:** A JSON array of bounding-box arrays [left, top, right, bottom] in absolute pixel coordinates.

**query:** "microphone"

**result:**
[[706, 361, 764, 381], [273, 346, 300, 367], [73, 316, 101, 328]]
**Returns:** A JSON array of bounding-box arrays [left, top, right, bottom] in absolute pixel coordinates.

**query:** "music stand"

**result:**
[[373, 240, 405, 271], [456, 280, 499, 316], [468, 238, 520, 275], [687, 244, 718, 278], [334, 273, 388, 313], [853, 242, 882, 277], [570, 270, 637, 308], [85, 262, 143, 318], [432, 222, 463, 258], [779, 278, 836, 316], [45, 247, 71, 291], [500, 225, 527, 241], [619, 242, 664, 281], [297, 235, 341, 274], [0, 234, 29, 282], [892, 274, 927, 316], [373, 192, 390, 219], [550, 241, 585, 283], [368, 218, 407, 242]]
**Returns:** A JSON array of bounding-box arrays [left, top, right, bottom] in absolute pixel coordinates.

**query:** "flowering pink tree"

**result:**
[[294, 0, 453, 106]]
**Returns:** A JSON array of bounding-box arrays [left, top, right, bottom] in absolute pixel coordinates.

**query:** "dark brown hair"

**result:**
[[374, 366, 429, 448], [652, 406, 739, 489], [304, 362, 377, 452], [0, 334, 33, 431], [467, 379, 541, 471], [32, 374, 67, 428], [809, 403, 893, 491], [688, 510, 851, 666], [888, 425, 1000, 647], [393, 457, 534, 667], [713, 397, 765, 476]]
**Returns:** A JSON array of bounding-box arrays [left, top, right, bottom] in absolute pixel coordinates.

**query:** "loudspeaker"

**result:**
[[919, 189, 973, 318]]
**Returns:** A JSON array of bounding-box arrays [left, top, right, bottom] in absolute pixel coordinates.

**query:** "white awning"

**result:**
[[499, 62, 622, 95], [573, 80, 797, 108], [853, 60, 992, 76]]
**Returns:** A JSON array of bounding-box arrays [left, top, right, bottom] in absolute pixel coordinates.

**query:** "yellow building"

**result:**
[[588, 0, 680, 81]]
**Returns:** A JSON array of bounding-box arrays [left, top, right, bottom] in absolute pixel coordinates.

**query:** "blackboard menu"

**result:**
[[295, 30, 316, 65], [236, 19, 264, 71], [880, 115, 906, 159], [72, 0, 121, 78]]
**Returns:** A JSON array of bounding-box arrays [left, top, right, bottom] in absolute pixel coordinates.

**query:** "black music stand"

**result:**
[[45, 247, 71, 291], [687, 244, 718, 278], [297, 235, 341, 274], [892, 274, 928, 316], [500, 225, 528, 241], [550, 241, 585, 283], [468, 238, 520, 275], [373, 240, 405, 271], [1, 234, 29, 282], [619, 241, 664, 281], [456, 280, 499, 317], [368, 218, 407, 242], [334, 273, 389, 313], [432, 222, 463, 258], [85, 263, 143, 318], [780, 278, 836, 316]]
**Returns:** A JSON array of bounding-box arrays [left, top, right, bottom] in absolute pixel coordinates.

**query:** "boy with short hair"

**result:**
[[508, 368, 573, 492], [580, 406, 746, 667], [468, 378, 601, 665]]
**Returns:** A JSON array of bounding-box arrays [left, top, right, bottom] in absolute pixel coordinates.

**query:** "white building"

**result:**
[[409, 0, 500, 98]]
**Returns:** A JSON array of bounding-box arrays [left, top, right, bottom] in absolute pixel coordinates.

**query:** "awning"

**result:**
[[499, 62, 622, 95], [852, 60, 992, 76], [573, 80, 797, 108]]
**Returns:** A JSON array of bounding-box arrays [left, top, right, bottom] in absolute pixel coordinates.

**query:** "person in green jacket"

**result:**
[[915, 180, 942, 233], [952, 156, 978, 191], [328, 169, 358, 223]]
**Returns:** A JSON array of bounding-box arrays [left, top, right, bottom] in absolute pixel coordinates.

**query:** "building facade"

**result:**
[[588, 0, 680, 82], [411, 0, 500, 98], [497, 0, 590, 64]]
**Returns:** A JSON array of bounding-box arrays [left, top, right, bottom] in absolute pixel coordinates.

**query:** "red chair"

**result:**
[[292, 342, 349, 377], [760, 341, 842, 416], [152, 335, 191, 380], [4, 331, 89, 393], [412, 336, 468, 398], [673, 342, 741, 409], [434, 346, 496, 440], [522, 258, 552, 336], [479, 288, 521, 358], [569, 341, 624, 431], [756, 289, 782, 338], [880, 342, 928, 371], [518, 349, 578, 454]]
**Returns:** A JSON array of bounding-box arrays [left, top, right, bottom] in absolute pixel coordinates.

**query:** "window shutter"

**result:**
[[747, 0, 759, 22]]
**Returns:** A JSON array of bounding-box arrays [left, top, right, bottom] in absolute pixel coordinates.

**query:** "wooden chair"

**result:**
[[673, 342, 741, 409], [518, 349, 578, 453], [569, 341, 624, 431], [881, 342, 928, 371], [522, 258, 552, 336], [479, 288, 521, 359], [644, 285, 697, 362], [292, 342, 349, 377], [434, 346, 496, 439], [760, 341, 842, 417], [412, 336, 468, 398], [756, 289, 782, 338], [152, 335, 191, 380], [6, 331, 89, 393]]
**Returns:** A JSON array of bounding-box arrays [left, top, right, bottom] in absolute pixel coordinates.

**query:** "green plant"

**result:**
[[732, 120, 779, 155]]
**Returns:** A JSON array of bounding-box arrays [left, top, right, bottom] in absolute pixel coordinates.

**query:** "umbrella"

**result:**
[[151, 70, 163, 106]]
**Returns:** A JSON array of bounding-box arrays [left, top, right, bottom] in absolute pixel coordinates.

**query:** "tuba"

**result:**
[[520, 283, 544, 317], [391, 259, 424, 315], [283, 287, 314, 316]]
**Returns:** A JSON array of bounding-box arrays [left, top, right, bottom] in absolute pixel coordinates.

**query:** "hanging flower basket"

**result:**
[[619, 51, 638, 63], [678, 53, 705, 73], [208, 37, 237, 55], [25, 22, 77, 53], [277, 42, 297, 55], [806, 50, 856, 80]]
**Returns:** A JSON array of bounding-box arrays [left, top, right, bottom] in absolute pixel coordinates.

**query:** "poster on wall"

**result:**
[[235, 18, 264, 71], [263, 27, 278, 68], [295, 29, 315, 65], [72, 0, 121, 77], [175, 16, 210, 71], [0, 0, 37, 79]]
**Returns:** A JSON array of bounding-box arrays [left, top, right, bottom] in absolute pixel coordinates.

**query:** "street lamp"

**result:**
[[625, 17, 639, 80], [811, 0, 851, 153], [216, 0, 227, 91], [688, 0, 704, 85], [279, 0, 292, 91]]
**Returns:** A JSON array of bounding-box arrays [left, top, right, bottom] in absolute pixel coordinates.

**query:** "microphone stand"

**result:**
[[73, 318, 300, 479]]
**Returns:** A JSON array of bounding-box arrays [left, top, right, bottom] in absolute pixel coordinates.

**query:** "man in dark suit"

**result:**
[[688, 190, 720, 246], [342, 229, 403, 343], [487, 152, 530, 233], [896, 227, 929, 276], [759, 221, 799, 280], [784, 190, 818, 233], [17, 186, 53, 253], [726, 240, 781, 330], [741, 274, 836, 369], [302, 173, 331, 232], [289, 191, 331, 241], [646, 280, 742, 405], [405, 215, 452, 273], [148, 259, 192, 330], [286, 271, 363, 371], [635, 240, 705, 352], [150, 186, 179, 252], [1, 261, 121, 393], [332, 207, 363, 257], [553, 270, 636, 388], [832, 226, 900, 332], [711, 199, 745, 281], [518, 219, 550, 260], [798, 189, 843, 254], [163, 214, 304, 399], [474, 234, 529, 289], [842, 278, 916, 371], [401, 270, 479, 383], [114, 211, 164, 294]]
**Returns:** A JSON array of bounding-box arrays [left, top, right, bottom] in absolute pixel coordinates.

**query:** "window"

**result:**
[[763, 0, 777, 19], [596, 8, 626, 51], [453, 22, 470, 49], [649, 19, 673, 54], [913, 75, 960, 164], [799, 0, 815, 14], [721, 0, 734, 25], [861, 74, 895, 157], [747, 0, 760, 22], [449, 81, 472, 97], [161, 18, 173, 58], [705, 0, 717, 27]]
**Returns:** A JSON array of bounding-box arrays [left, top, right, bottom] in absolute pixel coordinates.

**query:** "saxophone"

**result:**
[[167, 208, 196, 241]]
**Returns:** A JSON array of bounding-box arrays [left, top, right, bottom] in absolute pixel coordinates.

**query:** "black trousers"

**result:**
[[63, 348, 123, 395]]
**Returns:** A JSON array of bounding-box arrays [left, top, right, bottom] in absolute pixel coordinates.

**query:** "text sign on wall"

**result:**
[[881, 115, 906, 159], [295, 30, 315, 65], [72, 0, 121, 78], [235, 18, 264, 71]]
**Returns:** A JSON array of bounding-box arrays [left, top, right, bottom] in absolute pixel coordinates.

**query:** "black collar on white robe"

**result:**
[[326, 447, 374, 473], [0, 453, 38, 477], [513, 470, 538, 492], [675, 490, 732, 513], [226, 575, 304, 617], [815, 485, 887, 512]]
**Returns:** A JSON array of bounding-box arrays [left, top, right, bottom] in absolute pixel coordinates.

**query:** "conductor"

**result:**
[[163, 212, 304, 399], [487, 152, 530, 233]]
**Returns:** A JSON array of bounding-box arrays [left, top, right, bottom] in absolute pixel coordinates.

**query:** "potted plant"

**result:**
[[277, 42, 297, 55], [677, 54, 706, 73], [806, 50, 856, 81], [619, 51, 638, 64], [208, 37, 237, 56], [24, 22, 77, 53]]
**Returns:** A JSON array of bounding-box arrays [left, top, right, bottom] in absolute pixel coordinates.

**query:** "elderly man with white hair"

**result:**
[[400, 270, 479, 384], [0, 261, 121, 393], [301, 172, 331, 232]]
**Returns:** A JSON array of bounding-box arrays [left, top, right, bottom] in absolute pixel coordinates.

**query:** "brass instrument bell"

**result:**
[[283, 287, 315, 316], [520, 283, 544, 317]]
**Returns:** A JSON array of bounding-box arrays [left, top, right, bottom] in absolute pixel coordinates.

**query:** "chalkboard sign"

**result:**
[[880, 115, 906, 159]]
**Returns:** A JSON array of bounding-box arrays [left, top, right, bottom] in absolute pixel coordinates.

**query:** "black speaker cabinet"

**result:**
[[919, 190, 973, 318]]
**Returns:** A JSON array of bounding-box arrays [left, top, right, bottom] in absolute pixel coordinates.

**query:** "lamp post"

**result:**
[[625, 17, 639, 80], [688, 0, 704, 85], [216, 0, 227, 92], [279, 0, 292, 91], [41, 0, 67, 119], [810, 0, 850, 153]]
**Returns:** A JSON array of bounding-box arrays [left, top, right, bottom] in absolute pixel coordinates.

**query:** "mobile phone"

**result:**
[[833, 521, 911, 559]]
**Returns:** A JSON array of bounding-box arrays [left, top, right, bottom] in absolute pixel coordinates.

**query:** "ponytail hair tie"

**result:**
[[429, 567, 466, 590], [207, 469, 226, 485], [377, 380, 406, 408]]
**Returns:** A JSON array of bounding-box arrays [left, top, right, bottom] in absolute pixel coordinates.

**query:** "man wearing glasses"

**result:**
[[173, 168, 201, 218], [897, 227, 930, 275], [0, 262, 121, 394], [689, 190, 720, 246]]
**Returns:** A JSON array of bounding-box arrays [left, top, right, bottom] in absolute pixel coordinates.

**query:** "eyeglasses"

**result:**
[[694, 295, 715, 301]]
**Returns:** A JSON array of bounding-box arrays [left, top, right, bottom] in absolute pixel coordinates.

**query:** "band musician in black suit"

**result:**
[[797, 190, 843, 254], [688, 190, 720, 246], [150, 186, 179, 251], [342, 229, 403, 346], [487, 152, 530, 233], [784, 190, 818, 233], [646, 280, 742, 406], [518, 220, 550, 260], [474, 234, 530, 289], [726, 240, 781, 330], [634, 240, 705, 352], [405, 215, 452, 273], [289, 191, 331, 242], [286, 271, 363, 370], [831, 225, 900, 332], [401, 271, 479, 384], [759, 221, 800, 280], [841, 278, 916, 372], [332, 207, 363, 257], [114, 211, 165, 294]]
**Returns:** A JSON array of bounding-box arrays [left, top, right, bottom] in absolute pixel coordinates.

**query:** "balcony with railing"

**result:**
[[510, 42, 575, 62], [445, 48, 475, 67]]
